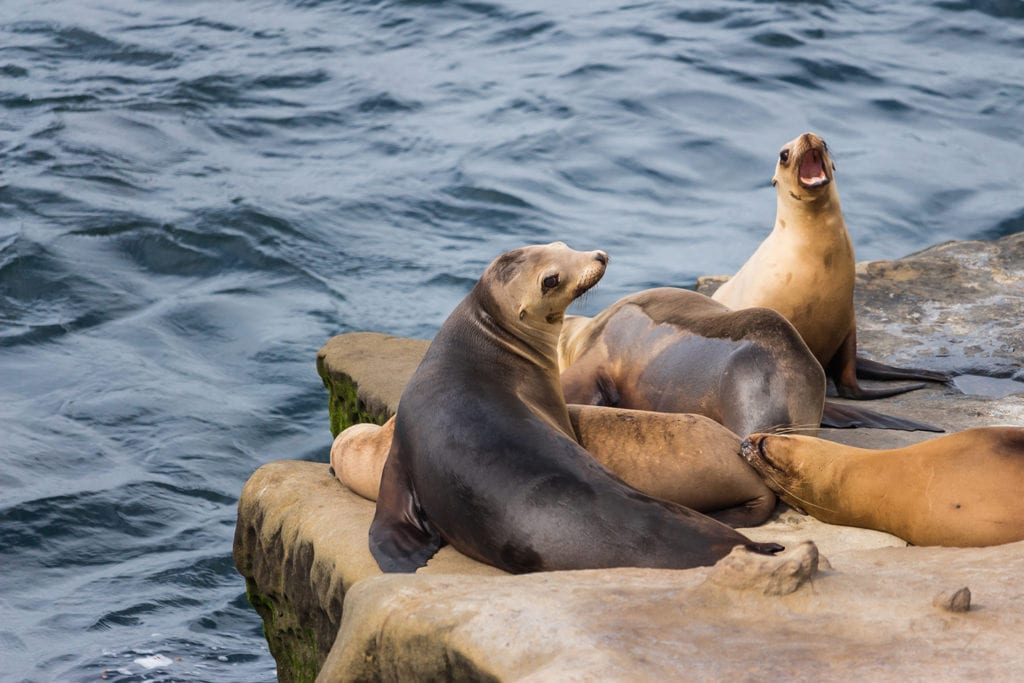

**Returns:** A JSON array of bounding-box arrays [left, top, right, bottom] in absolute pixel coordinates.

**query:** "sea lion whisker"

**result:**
[[757, 469, 838, 516], [763, 422, 819, 435]]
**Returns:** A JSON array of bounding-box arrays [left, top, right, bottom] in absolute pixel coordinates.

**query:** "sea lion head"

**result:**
[[771, 132, 837, 201], [741, 433, 831, 514], [481, 241, 608, 334]]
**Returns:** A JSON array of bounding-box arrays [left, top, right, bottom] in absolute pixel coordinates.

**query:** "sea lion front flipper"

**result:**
[[828, 328, 927, 399], [821, 401, 943, 433], [706, 492, 777, 528], [855, 356, 951, 384], [368, 443, 443, 573]]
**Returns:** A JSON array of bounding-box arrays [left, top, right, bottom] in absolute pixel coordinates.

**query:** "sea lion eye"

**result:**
[[542, 274, 560, 291], [779, 149, 790, 165]]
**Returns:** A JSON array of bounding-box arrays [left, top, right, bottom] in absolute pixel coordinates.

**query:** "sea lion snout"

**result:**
[[742, 434, 784, 474], [771, 132, 832, 192], [740, 435, 763, 465], [798, 131, 824, 148], [574, 250, 608, 297]]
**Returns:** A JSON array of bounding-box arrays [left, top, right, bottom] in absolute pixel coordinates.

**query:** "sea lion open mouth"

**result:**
[[798, 148, 830, 188]]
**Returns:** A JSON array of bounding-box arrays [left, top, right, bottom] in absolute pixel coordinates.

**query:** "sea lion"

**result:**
[[335, 405, 777, 526], [568, 405, 776, 526], [559, 288, 825, 437], [369, 242, 784, 573], [742, 427, 1024, 547], [711, 132, 948, 400], [331, 418, 395, 502], [558, 288, 939, 434]]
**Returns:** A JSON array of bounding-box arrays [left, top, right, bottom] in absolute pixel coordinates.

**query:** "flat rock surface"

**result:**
[[240, 235, 1024, 681], [325, 540, 1024, 682], [237, 460, 1024, 682], [853, 235, 1024, 380]]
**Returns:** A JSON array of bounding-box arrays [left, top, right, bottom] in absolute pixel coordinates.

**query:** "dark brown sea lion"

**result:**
[[369, 242, 784, 573], [711, 132, 948, 402], [742, 427, 1024, 547]]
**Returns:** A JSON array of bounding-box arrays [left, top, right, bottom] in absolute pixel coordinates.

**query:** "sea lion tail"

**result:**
[[744, 541, 785, 556]]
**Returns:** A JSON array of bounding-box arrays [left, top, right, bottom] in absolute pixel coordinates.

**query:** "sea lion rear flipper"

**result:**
[[706, 492, 777, 528], [856, 356, 952, 384], [368, 445, 443, 573], [821, 401, 943, 433]]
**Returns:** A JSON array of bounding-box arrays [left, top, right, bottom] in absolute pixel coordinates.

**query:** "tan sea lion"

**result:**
[[569, 406, 776, 526], [369, 242, 784, 573], [558, 287, 936, 434], [711, 132, 948, 400], [331, 418, 395, 502], [334, 405, 777, 527], [742, 427, 1024, 547]]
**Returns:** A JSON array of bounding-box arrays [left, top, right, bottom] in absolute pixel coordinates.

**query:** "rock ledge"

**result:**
[[235, 234, 1024, 681]]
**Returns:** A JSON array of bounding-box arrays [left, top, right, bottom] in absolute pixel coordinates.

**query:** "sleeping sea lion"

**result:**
[[742, 427, 1024, 547], [369, 242, 784, 573]]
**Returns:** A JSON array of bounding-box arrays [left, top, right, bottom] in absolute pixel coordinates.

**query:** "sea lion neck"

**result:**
[[776, 178, 841, 217], [465, 282, 562, 374], [452, 292, 572, 437], [774, 182, 848, 245]]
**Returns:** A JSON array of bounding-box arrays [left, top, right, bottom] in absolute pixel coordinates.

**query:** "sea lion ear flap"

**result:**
[[368, 443, 443, 573]]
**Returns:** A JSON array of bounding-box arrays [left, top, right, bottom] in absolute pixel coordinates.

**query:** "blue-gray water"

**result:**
[[1, 1, 1022, 680]]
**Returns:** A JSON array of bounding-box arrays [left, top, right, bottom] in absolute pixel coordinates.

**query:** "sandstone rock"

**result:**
[[933, 586, 972, 613], [316, 333, 428, 435], [320, 538, 1024, 681], [740, 505, 906, 556], [703, 541, 820, 596], [232, 461, 502, 683], [853, 235, 1024, 380], [234, 462, 1024, 682], [237, 235, 1024, 681]]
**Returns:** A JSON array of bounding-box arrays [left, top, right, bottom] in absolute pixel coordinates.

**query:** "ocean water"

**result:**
[[1, 1, 1022, 680]]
